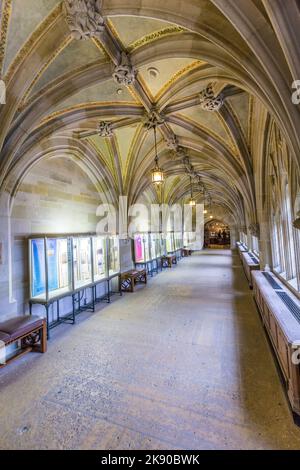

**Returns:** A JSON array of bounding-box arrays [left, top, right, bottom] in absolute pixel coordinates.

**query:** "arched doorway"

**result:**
[[204, 219, 231, 249]]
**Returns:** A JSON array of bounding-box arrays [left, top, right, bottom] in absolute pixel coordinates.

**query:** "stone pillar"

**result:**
[[0, 191, 17, 319], [259, 214, 272, 271], [230, 226, 238, 249]]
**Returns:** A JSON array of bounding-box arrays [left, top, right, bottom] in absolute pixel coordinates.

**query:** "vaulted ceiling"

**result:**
[[1, 0, 299, 229]]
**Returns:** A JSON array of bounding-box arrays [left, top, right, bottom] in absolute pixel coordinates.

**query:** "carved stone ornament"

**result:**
[[199, 83, 223, 112], [98, 121, 113, 137], [182, 156, 194, 175], [177, 146, 187, 160], [165, 135, 178, 151], [293, 211, 300, 229], [112, 52, 137, 86], [63, 0, 105, 40], [143, 110, 165, 130], [248, 223, 260, 238]]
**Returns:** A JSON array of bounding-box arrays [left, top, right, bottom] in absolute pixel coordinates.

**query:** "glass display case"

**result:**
[[108, 236, 120, 277], [166, 232, 175, 253], [159, 233, 166, 256], [174, 232, 183, 250], [155, 233, 163, 257], [92, 236, 107, 282], [134, 233, 150, 263], [29, 236, 72, 302], [29, 233, 121, 305], [72, 236, 93, 289], [150, 233, 158, 260], [184, 231, 194, 247]]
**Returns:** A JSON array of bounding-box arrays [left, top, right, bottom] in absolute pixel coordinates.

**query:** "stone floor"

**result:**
[[1, 249, 300, 450]]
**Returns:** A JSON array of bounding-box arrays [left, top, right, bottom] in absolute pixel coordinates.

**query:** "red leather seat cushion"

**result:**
[[0, 315, 43, 341]]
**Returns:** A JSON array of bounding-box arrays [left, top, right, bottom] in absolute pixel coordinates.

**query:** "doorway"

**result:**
[[204, 220, 231, 249]]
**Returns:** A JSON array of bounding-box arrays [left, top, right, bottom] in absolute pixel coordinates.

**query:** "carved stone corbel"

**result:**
[[165, 135, 178, 151], [199, 83, 223, 111], [112, 52, 137, 86], [63, 0, 105, 40], [182, 156, 194, 175], [98, 121, 113, 137], [177, 146, 187, 160], [248, 223, 260, 238]]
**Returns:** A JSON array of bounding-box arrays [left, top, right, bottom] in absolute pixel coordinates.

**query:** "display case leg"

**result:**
[[118, 275, 121, 295], [92, 287, 95, 312], [45, 305, 50, 340], [29, 302, 32, 315], [72, 294, 76, 324], [57, 300, 60, 322], [149, 262, 153, 277], [107, 280, 111, 303]]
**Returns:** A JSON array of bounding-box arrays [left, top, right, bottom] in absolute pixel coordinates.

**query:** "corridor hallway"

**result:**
[[1, 250, 300, 450]]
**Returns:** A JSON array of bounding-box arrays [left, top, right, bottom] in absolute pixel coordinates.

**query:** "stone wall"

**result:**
[[5, 156, 130, 318]]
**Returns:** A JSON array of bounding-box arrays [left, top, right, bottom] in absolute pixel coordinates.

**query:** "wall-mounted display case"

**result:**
[[150, 233, 159, 260], [108, 236, 120, 277], [166, 232, 175, 253], [159, 234, 166, 256], [184, 231, 195, 247], [72, 236, 93, 290], [29, 234, 121, 302], [174, 232, 183, 250], [92, 236, 107, 282], [134, 233, 150, 263], [29, 236, 72, 302]]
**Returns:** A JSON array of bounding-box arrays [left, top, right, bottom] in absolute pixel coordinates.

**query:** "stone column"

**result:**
[[0, 191, 17, 319]]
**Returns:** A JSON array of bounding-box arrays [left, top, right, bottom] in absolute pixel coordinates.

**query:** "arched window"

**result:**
[[268, 127, 300, 292]]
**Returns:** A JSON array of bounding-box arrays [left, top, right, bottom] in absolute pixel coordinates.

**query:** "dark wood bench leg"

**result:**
[[130, 275, 135, 292], [40, 321, 47, 353]]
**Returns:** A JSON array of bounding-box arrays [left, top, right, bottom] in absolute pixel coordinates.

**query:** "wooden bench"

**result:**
[[0, 315, 47, 367], [120, 269, 147, 292], [252, 271, 300, 419], [182, 248, 192, 257], [161, 255, 177, 268]]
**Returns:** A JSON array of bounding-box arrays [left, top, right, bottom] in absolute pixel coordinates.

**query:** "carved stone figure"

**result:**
[[177, 146, 187, 160], [166, 135, 178, 151], [63, 0, 105, 40], [98, 121, 113, 137], [182, 156, 194, 175], [112, 52, 136, 86], [199, 83, 223, 111]]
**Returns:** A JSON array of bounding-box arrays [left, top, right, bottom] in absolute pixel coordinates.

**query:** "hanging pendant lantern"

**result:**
[[151, 125, 164, 185], [189, 176, 196, 206]]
